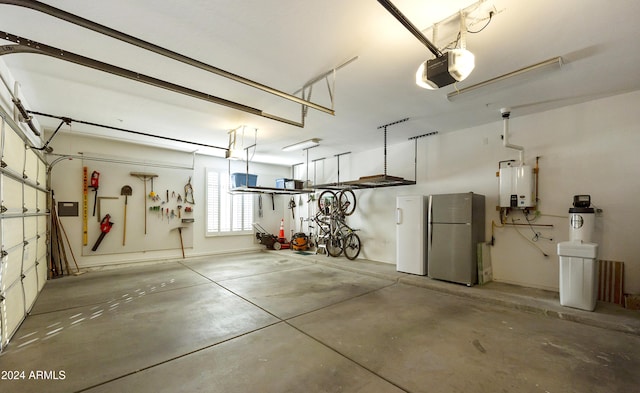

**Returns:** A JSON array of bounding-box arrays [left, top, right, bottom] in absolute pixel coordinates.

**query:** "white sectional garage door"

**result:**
[[0, 113, 48, 351]]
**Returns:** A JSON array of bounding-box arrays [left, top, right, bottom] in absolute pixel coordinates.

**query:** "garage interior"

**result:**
[[1, 0, 639, 392]]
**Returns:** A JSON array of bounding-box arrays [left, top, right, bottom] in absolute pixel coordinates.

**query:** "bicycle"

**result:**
[[311, 202, 361, 260], [317, 188, 357, 216]]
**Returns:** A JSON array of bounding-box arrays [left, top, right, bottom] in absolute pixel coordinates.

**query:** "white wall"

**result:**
[[49, 133, 291, 268], [345, 91, 640, 293], [47, 90, 640, 294]]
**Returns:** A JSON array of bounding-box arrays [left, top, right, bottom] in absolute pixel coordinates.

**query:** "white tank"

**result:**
[[499, 163, 535, 208], [568, 207, 595, 242]]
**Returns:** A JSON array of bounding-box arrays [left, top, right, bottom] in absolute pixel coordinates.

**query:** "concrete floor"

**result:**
[[1, 251, 639, 392]]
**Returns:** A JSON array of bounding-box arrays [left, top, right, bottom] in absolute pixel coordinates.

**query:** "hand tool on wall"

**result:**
[[121, 185, 132, 246], [82, 166, 88, 245], [177, 205, 182, 218], [171, 226, 188, 258], [130, 172, 158, 234], [92, 214, 114, 251], [184, 177, 195, 204], [288, 196, 296, 219], [90, 170, 100, 216]]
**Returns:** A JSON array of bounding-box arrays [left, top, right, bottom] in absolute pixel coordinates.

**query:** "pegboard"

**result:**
[[81, 159, 195, 256]]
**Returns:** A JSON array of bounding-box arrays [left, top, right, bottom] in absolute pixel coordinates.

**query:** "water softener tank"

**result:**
[[557, 195, 598, 311], [568, 195, 595, 242]]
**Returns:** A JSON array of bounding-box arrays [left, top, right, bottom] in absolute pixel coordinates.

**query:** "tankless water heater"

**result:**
[[499, 162, 535, 208]]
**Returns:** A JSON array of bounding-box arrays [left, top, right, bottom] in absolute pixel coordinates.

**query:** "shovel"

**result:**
[[121, 185, 132, 245]]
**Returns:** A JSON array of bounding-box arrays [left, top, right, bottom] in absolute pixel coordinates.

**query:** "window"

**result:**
[[206, 169, 253, 235]]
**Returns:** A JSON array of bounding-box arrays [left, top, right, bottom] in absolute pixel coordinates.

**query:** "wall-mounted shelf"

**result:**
[[229, 186, 314, 195]]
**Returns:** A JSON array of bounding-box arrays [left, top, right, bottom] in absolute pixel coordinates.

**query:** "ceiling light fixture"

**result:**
[[282, 138, 320, 152]]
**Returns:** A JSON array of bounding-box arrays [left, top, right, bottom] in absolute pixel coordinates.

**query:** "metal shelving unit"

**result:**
[[312, 120, 437, 190], [229, 186, 314, 195]]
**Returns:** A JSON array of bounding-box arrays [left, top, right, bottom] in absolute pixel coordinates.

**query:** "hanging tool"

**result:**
[[184, 177, 195, 204], [166, 189, 169, 203], [130, 172, 158, 234], [258, 195, 263, 218], [121, 185, 132, 245], [172, 226, 188, 258], [271, 193, 275, 210], [148, 177, 160, 201], [82, 167, 88, 246], [92, 214, 114, 251], [177, 205, 182, 218], [288, 196, 296, 219], [90, 170, 100, 216]]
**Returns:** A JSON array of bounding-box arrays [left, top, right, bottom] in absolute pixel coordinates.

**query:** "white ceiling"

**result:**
[[1, 0, 639, 165]]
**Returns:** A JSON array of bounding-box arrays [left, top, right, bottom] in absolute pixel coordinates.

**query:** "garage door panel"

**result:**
[[2, 216, 23, 249], [36, 233, 46, 261], [37, 159, 46, 187], [24, 149, 38, 183], [24, 186, 37, 212], [24, 216, 37, 241], [36, 256, 47, 291], [38, 215, 46, 231], [23, 265, 38, 311], [1, 281, 25, 347], [1, 175, 23, 214], [1, 125, 24, 173], [37, 190, 47, 212], [2, 246, 23, 289], [23, 236, 37, 272]]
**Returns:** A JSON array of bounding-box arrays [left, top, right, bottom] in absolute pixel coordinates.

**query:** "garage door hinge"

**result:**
[[23, 172, 28, 180], [0, 295, 4, 302], [1, 250, 7, 257], [23, 240, 29, 246], [22, 207, 28, 213], [1, 205, 6, 213], [21, 274, 26, 280], [0, 160, 6, 168]]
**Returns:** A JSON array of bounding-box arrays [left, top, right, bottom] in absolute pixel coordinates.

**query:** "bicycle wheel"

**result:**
[[343, 233, 361, 260], [338, 189, 356, 216], [317, 190, 336, 214], [326, 235, 343, 257]]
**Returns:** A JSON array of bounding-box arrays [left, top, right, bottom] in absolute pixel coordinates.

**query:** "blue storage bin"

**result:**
[[231, 173, 257, 187], [275, 178, 290, 189]]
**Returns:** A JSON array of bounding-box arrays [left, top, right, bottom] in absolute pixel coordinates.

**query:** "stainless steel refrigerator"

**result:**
[[396, 195, 427, 275], [427, 193, 485, 286]]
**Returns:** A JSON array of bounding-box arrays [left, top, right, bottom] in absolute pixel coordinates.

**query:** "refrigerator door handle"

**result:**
[[428, 196, 433, 251], [429, 222, 433, 249], [396, 208, 401, 224]]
